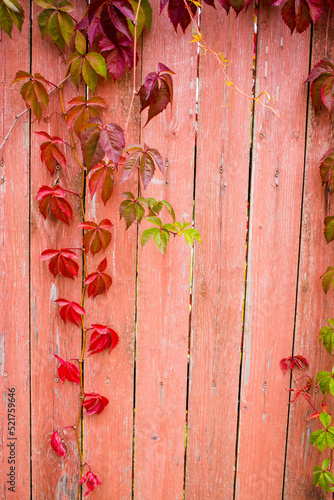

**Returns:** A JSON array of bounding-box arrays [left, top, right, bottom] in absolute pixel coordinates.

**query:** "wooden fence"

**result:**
[[1, 0, 334, 498]]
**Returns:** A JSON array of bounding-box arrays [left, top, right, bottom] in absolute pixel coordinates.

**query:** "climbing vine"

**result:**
[[3, 0, 334, 495]]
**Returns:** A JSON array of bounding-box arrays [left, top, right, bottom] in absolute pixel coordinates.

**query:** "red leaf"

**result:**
[[53, 354, 80, 384], [78, 219, 113, 255], [36, 131, 67, 175], [88, 160, 115, 204], [99, 34, 135, 80], [84, 258, 112, 298], [165, 0, 197, 32], [309, 411, 321, 419], [280, 355, 309, 373], [55, 299, 85, 327], [12, 71, 50, 119], [36, 185, 73, 224], [40, 248, 79, 279], [51, 430, 66, 458], [79, 470, 102, 497], [87, 324, 119, 355], [82, 392, 109, 415]]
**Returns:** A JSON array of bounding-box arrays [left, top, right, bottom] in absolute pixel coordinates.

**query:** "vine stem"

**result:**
[[182, 0, 279, 117], [58, 82, 88, 498], [291, 371, 318, 414], [0, 75, 70, 151], [124, 0, 142, 137]]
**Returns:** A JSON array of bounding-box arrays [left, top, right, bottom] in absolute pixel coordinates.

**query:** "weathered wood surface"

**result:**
[[2, 2, 334, 499], [283, 8, 334, 500], [133, 4, 197, 499], [185, 6, 254, 499], [30, 1, 85, 497], [83, 61, 139, 499], [235, 3, 311, 498], [0, 0, 31, 497]]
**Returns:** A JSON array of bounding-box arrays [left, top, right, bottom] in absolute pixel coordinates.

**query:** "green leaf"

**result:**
[[58, 0, 73, 11], [69, 56, 83, 88], [141, 227, 158, 247], [320, 412, 331, 428], [141, 0, 152, 28], [183, 230, 194, 246], [86, 53, 107, 78], [146, 216, 162, 227], [319, 324, 334, 354], [37, 8, 53, 37], [82, 59, 98, 93], [48, 11, 65, 51], [319, 471, 330, 492], [322, 266, 334, 294], [57, 10, 74, 45], [0, 2, 13, 36], [310, 429, 324, 445], [128, 0, 146, 39], [154, 229, 168, 254], [34, 0, 57, 8], [75, 29, 86, 55], [323, 457, 331, 470], [160, 200, 175, 220], [325, 216, 334, 243], [163, 223, 177, 232]]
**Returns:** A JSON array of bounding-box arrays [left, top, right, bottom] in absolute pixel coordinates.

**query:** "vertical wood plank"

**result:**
[[83, 72, 139, 498], [235, 4, 310, 498], [0, 1, 31, 497], [133, 5, 196, 499], [284, 9, 334, 500], [30, 2, 84, 497], [185, 7, 254, 499]]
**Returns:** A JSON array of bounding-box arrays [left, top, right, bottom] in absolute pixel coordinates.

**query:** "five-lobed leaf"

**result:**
[[84, 257, 112, 298], [35, 0, 75, 51], [66, 95, 108, 138], [138, 64, 174, 126], [79, 470, 102, 497], [306, 60, 334, 113], [53, 353, 80, 384], [55, 298, 85, 327], [82, 392, 109, 415], [40, 248, 79, 279], [36, 131, 66, 175], [78, 219, 113, 255], [12, 71, 50, 119], [36, 185, 73, 224], [87, 324, 119, 355], [81, 117, 125, 172], [88, 160, 115, 204], [0, 0, 24, 37], [121, 144, 164, 188]]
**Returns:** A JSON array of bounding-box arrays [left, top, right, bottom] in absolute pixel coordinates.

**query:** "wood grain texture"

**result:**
[[83, 67, 139, 499], [133, 5, 197, 499], [283, 8, 334, 500], [30, 2, 84, 497], [184, 6, 255, 499], [235, 3, 311, 498], [0, 1, 31, 497]]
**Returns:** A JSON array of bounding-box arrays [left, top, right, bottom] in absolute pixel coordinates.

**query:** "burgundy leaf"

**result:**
[[78, 219, 113, 255], [167, 0, 197, 32], [51, 430, 66, 458], [36, 185, 73, 224], [320, 148, 334, 190], [79, 470, 102, 497], [138, 65, 174, 126], [306, 59, 334, 113], [55, 299, 85, 327], [280, 355, 309, 374], [87, 323, 119, 355], [53, 354, 80, 384], [82, 392, 109, 415]]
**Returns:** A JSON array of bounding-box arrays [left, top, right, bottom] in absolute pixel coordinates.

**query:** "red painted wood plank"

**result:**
[[30, 2, 85, 497], [284, 9, 334, 500], [235, 4, 311, 498], [133, 5, 197, 499], [83, 75, 139, 497], [0, 1, 31, 496], [184, 7, 255, 499]]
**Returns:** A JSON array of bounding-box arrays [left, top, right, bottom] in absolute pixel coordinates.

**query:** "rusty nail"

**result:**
[[259, 133, 264, 139], [219, 166, 224, 174], [211, 381, 216, 387], [159, 382, 163, 386], [106, 378, 110, 384], [3, 372, 8, 378], [54, 377, 59, 383]]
